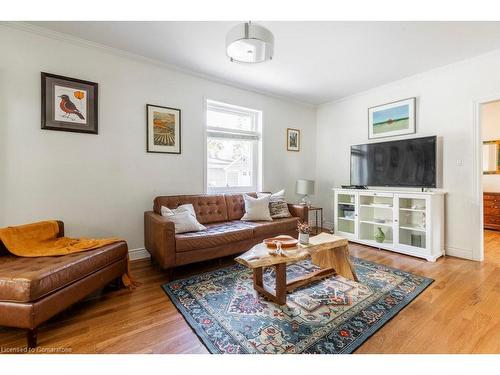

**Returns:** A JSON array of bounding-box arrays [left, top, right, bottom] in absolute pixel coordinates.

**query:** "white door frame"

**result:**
[[472, 93, 500, 261]]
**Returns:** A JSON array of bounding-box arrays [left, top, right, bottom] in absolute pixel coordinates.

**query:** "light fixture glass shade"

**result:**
[[296, 179, 315, 195], [226, 22, 274, 63]]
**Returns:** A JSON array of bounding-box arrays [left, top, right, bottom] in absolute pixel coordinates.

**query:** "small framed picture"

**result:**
[[287, 128, 300, 152], [41, 72, 98, 134], [368, 97, 416, 139], [147, 104, 181, 154]]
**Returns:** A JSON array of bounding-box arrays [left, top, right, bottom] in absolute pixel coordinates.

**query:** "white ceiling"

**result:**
[[30, 21, 500, 105]]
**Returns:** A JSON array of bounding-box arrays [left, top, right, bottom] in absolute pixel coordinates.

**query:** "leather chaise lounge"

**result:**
[[144, 193, 308, 275], [0, 221, 128, 348]]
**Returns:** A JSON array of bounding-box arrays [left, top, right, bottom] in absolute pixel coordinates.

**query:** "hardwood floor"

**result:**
[[0, 233, 499, 354]]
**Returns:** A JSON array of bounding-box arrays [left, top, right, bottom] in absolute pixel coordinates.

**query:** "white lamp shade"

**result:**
[[296, 179, 315, 195]]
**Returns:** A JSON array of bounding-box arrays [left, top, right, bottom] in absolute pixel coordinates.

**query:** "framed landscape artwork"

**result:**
[[41, 72, 98, 134], [368, 97, 416, 139], [147, 104, 181, 154], [287, 128, 300, 151]]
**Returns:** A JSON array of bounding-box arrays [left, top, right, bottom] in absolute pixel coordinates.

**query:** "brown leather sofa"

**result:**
[[0, 221, 128, 348], [144, 193, 308, 274]]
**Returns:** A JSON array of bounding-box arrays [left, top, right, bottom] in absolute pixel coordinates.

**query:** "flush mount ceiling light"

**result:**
[[226, 21, 274, 63]]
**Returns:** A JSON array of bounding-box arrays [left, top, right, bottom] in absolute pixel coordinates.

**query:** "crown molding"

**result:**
[[1, 21, 317, 109]]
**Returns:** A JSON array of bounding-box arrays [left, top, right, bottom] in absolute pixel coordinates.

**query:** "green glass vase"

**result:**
[[374, 227, 385, 243]]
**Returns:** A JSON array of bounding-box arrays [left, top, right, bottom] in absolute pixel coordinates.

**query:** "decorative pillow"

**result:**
[[161, 203, 198, 218], [161, 204, 206, 234], [241, 194, 272, 221], [258, 189, 292, 219]]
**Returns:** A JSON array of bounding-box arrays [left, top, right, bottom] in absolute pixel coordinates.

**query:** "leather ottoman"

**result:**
[[0, 221, 128, 348]]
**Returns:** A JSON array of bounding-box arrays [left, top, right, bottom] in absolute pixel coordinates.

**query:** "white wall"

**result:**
[[4, 23, 500, 262], [316, 50, 500, 261], [481, 100, 500, 192], [0, 25, 316, 255]]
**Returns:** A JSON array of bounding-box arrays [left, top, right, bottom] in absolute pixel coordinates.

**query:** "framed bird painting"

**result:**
[[41, 72, 98, 134]]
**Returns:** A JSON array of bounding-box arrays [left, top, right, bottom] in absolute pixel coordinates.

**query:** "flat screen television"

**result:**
[[350, 136, 437, 188]]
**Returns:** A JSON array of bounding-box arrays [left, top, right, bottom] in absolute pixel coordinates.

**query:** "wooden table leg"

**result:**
[[311, 244, 359, 282], [275, 263, 287, 305], [344, 245, 359, 282], [253, 264, 288, 305], [338, 244, 359, 282], [253, 267, 263, 288]]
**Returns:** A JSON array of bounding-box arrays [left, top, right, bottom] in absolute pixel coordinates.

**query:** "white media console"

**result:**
[[333, 188, 445, 262]]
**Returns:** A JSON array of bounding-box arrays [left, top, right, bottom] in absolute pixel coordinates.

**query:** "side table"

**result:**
[[308, 206, 323, 235]]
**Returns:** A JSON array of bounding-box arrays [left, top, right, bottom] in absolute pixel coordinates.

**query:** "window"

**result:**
[[206, 100, 262, 193]]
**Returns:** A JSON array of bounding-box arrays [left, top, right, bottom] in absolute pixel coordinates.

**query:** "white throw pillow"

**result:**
[[241, 194, 273, 221], [161, 204, 206, 234], [258, 190, 285, 200], [165, 203, 198, 216], [258, 189, 291, 219]]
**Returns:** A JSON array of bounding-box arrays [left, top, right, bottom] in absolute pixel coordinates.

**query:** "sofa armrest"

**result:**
[[288, 204, 309, 222], [144, 211, 176, 270]]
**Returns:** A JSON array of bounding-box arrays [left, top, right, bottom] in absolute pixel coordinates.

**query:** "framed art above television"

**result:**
[[368, 97, 416, 139]]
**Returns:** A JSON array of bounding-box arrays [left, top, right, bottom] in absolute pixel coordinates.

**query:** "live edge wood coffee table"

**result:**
[[235, 233, 358, 305]]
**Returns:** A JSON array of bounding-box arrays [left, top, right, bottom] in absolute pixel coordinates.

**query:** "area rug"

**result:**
[[162, 257, 433, 354]]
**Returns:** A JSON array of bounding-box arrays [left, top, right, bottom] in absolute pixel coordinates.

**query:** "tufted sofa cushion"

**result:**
[[238, 217, 300, 238], [0, 241, 128, 303], [175, 222, 254, 252], [154, 195, 229, 224]]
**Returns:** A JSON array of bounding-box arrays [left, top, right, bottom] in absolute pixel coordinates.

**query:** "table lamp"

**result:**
[[296, 179, 315, 207]]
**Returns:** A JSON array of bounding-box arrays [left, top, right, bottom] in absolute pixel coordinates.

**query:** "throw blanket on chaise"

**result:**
[[0, 220, 137, 289]]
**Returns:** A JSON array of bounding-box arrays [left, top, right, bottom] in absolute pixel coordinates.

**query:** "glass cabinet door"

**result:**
[[336, 192, 357, 237], [395, 195, 429, 250]]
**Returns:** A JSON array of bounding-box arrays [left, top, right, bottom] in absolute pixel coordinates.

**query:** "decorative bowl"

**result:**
[[263, 236, 298, 249]]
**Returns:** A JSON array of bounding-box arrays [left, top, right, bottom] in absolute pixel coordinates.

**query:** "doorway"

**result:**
[[479, 99, 500, 266]]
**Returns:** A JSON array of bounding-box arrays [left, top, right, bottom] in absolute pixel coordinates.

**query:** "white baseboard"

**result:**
[[129, 247, 150, 261], [444, 246, 474, 260]]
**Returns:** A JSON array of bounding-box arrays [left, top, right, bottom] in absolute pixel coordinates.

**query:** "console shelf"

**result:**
[[399, 225, 426, 232], [333, 188, 445, 262], [360, 220, 393, 227], [399, 207, 426, 213], [338, 217, 355, 221], [359, 204, 393, 209]]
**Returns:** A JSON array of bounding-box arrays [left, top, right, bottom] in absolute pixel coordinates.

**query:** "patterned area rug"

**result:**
[[162, 257, 433, 354]]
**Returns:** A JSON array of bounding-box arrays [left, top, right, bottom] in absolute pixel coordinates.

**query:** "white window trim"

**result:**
[[205, 99, 262, 194]]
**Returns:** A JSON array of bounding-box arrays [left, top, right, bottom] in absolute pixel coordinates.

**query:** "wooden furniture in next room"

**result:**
[[483, 192, 500, 230], [235, 233, 357, 305]]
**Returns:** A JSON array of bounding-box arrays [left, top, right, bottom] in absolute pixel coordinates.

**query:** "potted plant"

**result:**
[[297, 221, 312, 245]]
